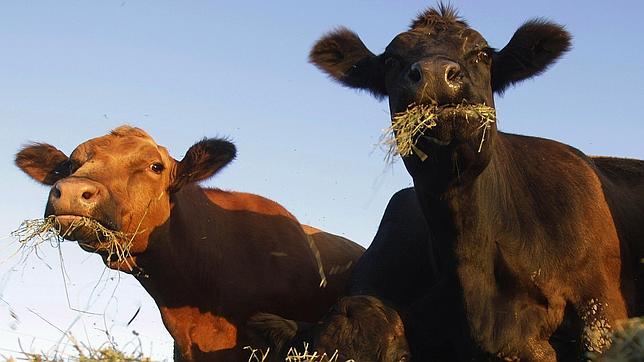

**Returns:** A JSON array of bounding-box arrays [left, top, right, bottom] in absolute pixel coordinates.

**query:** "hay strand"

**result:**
[[381, 103, 496, 162], [11, 215, 136, 269]]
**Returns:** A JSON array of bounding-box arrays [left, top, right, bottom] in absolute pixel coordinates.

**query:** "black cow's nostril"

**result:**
[[445, 63, 462, 83], [408, 64, 422, 83]]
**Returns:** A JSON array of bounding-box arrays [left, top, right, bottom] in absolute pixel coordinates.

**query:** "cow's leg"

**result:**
[[574, 287, 628, 359], [577, 298, 616, 355]]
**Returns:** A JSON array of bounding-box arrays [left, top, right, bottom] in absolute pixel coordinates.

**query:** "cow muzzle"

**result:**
[[44, 177, 113, 242], [406, 58, 463, 103]]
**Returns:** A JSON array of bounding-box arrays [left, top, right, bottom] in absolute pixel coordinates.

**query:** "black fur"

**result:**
[[492, 19, 572, 93], [309, 28, 386, 98], [170, 138, 236, 193]]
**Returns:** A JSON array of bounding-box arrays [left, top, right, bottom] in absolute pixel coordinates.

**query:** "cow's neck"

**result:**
[[134, 186, 257, 310], [416, 134, 523, 259], [412, 134, 543, 351], [128, 186, 248, 357]]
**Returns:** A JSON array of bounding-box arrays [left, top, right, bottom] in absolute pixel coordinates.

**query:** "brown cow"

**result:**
[[307, 4, 643, 361], [15, 125, 365, 361]]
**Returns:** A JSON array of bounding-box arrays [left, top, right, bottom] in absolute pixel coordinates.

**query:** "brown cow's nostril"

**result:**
[[408, 63, 422, 84], [82, 191, 94, 200], [52, 185, 62, 199], [445, 64, 462, 83]]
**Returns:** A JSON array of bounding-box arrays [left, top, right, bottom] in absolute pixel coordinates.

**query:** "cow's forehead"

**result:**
[[386, 26, 487, 56], [70, 132, 169, 163]]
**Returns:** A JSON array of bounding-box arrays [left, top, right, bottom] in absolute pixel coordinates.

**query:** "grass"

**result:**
[[2, 331, 152, 362], [245, 343, 351, 362]]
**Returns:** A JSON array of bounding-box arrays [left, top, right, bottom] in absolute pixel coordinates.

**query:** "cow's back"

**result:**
[[592, 156, 644, 314], [148, 187, 365, 360], [302, 225, 365, 299]]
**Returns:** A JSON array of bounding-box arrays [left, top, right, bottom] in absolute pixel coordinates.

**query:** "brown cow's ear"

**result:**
[[15, 143, 70, 185], [169, 138, 236, 193], [492, 19, 571, 94], [310, 27, 387, 98]]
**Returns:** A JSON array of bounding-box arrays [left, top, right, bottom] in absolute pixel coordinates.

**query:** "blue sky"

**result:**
[[1, 1, 642, 360]]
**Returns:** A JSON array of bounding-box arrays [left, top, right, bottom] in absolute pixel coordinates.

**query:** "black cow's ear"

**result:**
[[169, 138, 236, 193], [247, 313, 309, 353], [310, 27, 386, 98], [492, 19, 571, 94], [15, 143, 70, 185]]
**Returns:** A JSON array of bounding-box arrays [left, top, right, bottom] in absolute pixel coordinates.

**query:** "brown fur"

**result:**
[[307, 4, 640, 361], [15, 126, 365, 361]]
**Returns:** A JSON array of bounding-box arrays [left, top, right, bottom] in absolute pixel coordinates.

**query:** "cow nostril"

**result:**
[[445, 65, 462, 83], [408, 65, 422, 84], [52, 185, 62, 199], [82, 191, 93, 200]]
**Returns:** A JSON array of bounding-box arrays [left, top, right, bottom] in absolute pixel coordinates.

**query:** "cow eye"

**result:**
[[150, 162, 165, 174], [384, 55, 400, 70], [475, 49, 491, 64]]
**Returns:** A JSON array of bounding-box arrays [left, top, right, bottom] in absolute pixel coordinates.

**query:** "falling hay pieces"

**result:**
[[381, 103, 496, 162]]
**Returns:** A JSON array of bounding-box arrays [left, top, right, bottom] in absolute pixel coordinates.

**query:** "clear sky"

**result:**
[[1, 1, 642, 360]]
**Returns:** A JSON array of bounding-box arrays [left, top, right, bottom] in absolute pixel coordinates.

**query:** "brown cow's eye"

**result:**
[[150, 162, 165, 174]]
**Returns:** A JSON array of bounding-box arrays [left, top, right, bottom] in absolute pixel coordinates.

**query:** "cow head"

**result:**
[[310, 4, 571, 189], [248, 296, 410, 361], [15, 126, 236, 272]]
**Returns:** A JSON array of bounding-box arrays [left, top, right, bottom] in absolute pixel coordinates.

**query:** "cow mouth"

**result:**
[[383, 103, 496, 160], [52, 215, 123, 248]]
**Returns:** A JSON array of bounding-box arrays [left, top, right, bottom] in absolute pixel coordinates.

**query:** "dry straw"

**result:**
[[245, 343, 353, 362], [381, 103, 496, 162], [11, 215, 136, 269]]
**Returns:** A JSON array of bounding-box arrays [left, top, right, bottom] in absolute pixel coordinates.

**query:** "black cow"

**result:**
[[306, 3, 643, 361], [249, 188, 452, 361]]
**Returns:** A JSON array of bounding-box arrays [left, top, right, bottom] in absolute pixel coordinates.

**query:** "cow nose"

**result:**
[[407, 63, 423, 84], [408, 59, 463, 89], [444, 62, 462, 85], [49, 178, 103, 212]]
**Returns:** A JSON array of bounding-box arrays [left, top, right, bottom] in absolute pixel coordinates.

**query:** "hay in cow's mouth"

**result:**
[[11, 215, 136, 269], [381, 103, 496, 162]]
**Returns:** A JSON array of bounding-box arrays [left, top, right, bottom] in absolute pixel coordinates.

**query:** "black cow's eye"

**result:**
[[475, 49, 491, 64], [150, 162, 165, 174], [384, 55, 399, 69]]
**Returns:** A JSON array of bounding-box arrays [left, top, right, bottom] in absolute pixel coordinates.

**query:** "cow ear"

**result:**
[[310, 27, 386, 98], [492, 19, 571, 94], [169, 138, 236, 193], [247, 313, 310, 353], [15, 143, 70, 185]]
